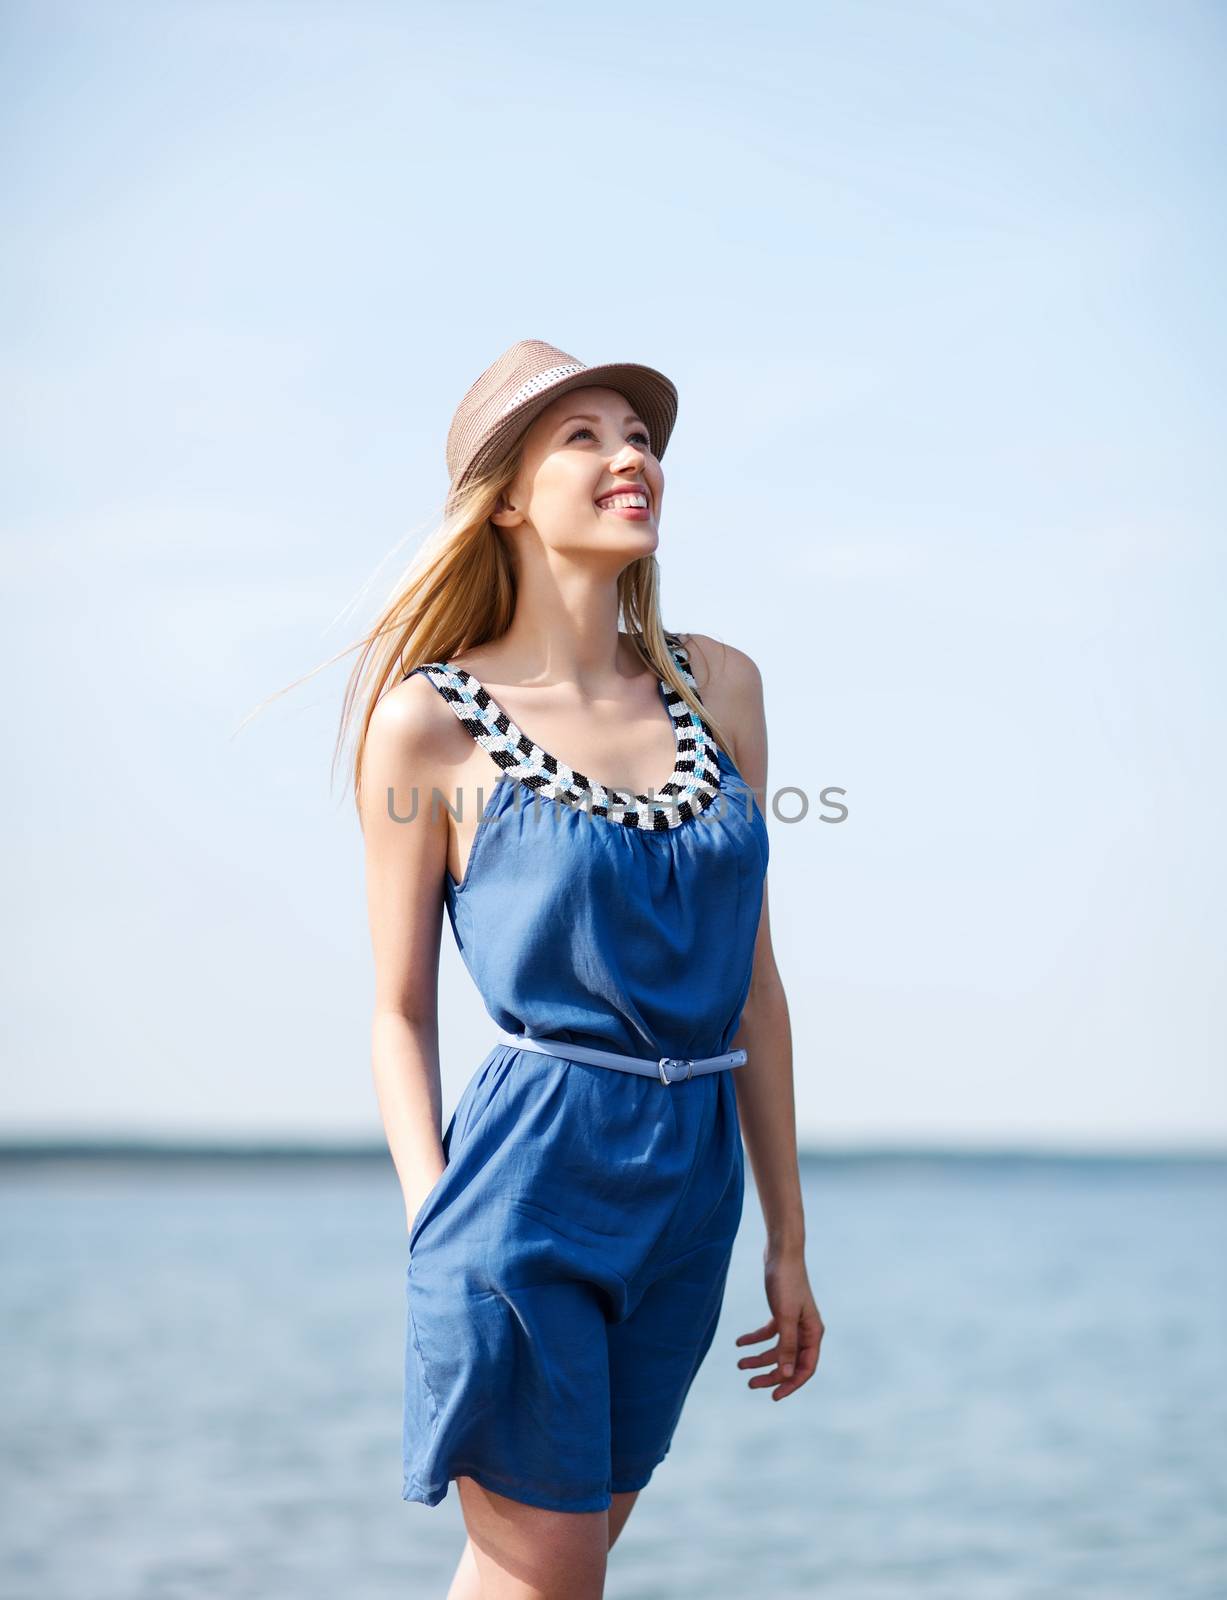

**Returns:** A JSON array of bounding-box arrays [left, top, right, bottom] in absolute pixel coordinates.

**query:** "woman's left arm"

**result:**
[[687, 633, 825, 1401]]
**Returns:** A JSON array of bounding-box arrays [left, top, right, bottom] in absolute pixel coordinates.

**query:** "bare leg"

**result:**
[[607, 1489, 641, 1548], [446, 1479, 642, 1599], [445, 1534, 483, 1600]]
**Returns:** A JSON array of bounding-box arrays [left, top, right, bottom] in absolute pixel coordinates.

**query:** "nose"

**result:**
[[611, 442, 645, 470]]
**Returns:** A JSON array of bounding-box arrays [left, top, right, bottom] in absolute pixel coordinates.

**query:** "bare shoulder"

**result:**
[[360, 671, 472, 821], [671, 631, 766, 773], [672, 630, 764, 711], [368, 671, 456, 759]]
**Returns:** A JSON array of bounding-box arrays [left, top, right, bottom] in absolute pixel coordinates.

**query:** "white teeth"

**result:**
[[598, 494, 648, 510]]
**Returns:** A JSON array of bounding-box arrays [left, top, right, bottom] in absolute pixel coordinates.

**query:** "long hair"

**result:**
[[284, 439, 733, 812]]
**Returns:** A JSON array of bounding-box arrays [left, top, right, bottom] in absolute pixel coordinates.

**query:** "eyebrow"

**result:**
[[556, 412, 647, 430]]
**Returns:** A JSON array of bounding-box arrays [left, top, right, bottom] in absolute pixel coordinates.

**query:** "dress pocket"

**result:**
[[406, 1047, 508, 1254], [408, 1158, 454, 1252]]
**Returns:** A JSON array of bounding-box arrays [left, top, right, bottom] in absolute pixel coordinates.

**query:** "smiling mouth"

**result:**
[[595, 493, 650, 512]]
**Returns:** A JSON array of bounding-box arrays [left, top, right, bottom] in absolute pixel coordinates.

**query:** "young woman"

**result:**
[[348, 339, 823, 1598]]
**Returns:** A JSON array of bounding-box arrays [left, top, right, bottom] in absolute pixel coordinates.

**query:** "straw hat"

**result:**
[[444, 338, 679, 513]]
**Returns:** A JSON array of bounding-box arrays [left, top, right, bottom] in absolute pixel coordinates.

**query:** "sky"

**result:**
[[2, 0, 1223, 1150]]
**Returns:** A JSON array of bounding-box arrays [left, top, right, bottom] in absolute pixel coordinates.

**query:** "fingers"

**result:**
[[737, 1304, 825, 1399], [769, 1343, 817, 1398], [734, 1319, 777, 1346], [736, 1310, 793, 1394], [776, 1321, 798, 1379], [771, 1308, 824, 1399], [736, 1346, 780, 1369]]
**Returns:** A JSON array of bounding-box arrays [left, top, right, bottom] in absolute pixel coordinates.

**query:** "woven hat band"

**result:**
[[498, 363, 588, 417]]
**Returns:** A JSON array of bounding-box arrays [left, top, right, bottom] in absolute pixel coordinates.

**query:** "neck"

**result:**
[[491, 568, 640, 688]]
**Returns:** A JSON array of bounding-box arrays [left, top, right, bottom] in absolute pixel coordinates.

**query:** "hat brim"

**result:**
[[446, 360, 678, 514]]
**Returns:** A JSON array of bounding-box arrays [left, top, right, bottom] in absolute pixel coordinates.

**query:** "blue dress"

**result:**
[[401, 638, 769, 1513]]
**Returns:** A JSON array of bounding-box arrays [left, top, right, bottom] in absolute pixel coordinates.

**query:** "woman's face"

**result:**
[[491, 385, 665, 556]]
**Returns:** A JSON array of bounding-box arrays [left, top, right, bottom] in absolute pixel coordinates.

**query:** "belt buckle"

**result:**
[[657, 1055, 694, 1086]]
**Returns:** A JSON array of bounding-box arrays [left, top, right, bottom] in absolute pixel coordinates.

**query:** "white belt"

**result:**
[[496, 1028, 748, 1085]]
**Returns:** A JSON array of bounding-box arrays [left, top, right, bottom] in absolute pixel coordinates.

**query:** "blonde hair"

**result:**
[[249, 437, 733, 810]]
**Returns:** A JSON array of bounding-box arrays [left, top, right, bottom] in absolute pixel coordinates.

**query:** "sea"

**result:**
[[1, 1148, 1224, 1599]]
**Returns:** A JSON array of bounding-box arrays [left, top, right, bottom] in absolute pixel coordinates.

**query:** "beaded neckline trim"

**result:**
[[407, 643, 722, 831]]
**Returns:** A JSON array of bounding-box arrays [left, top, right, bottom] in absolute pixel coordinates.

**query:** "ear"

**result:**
[[489, 492, 521, 529]]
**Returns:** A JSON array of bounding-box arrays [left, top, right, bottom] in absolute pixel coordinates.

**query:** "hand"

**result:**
[[735, 1249, 824, 1400], [405, 1159, 447, 1236]]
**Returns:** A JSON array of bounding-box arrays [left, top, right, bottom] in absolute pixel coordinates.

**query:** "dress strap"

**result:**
[[665, 636, 703, 704], [403, 661, 496, 758]]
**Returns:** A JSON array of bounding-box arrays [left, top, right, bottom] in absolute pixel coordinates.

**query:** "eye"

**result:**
[[566, 426, 653, 450]]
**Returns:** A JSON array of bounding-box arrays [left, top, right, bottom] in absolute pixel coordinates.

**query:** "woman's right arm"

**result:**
[[359, 677, 454, 1235]]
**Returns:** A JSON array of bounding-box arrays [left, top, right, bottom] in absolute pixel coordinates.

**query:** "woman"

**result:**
[[348, 339, 823, 1598]]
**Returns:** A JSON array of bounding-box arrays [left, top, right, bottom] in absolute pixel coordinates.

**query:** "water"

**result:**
[[2, 1151, 1224, 1599]]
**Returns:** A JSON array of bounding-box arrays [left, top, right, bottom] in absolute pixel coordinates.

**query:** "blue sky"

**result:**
[[3, 0, 1223, 1147]]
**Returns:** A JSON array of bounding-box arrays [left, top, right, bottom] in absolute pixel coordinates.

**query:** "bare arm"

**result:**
[[683, 634, 805, 1253], [358, 678, 455, 1234], [680, 632, 823, 1398]]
